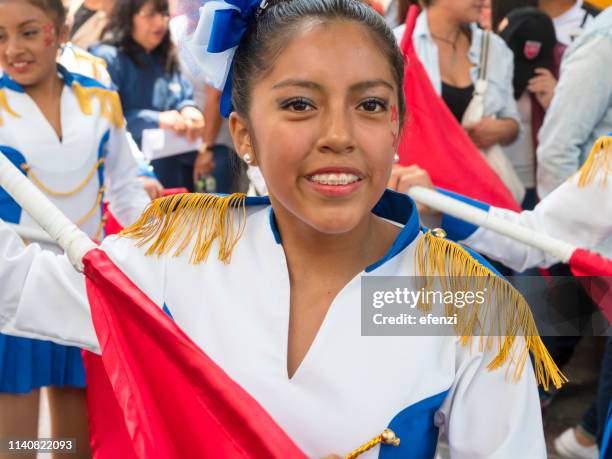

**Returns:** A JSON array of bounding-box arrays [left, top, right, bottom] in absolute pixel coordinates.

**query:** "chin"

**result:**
[[5, 72, 39, 87], [305, 208, 365, 235]]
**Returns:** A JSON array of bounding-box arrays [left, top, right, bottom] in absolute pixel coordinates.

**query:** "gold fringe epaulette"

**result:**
[[72, 48, 108, 82], [120, 193, 247, 264], [0, 88, 19, 126], [577, 136, 611, 187], [416, 230, 567, 391], [72, 81, 124, 128]]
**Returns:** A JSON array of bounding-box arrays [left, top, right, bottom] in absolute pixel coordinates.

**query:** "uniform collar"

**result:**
[[0, 64, 73, 93], [253, 189, 422, 272]]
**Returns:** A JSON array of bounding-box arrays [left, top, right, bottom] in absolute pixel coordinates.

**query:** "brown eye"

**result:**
[[280, 98, 315, 112], [359, 98, 387, 113]]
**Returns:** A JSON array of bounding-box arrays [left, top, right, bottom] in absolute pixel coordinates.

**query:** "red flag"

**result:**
[[82, 249, 306, 458], [569, 248, 612, 323], [398, 6, 521, 211]]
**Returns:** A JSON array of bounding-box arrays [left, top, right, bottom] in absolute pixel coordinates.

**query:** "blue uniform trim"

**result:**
[[601, 402, 611, 459], [463, 245, 503, 277], [268, 208, 282, 244], [162, 304, 174, 319], [57, 64, 107, 90], [366, 190, 421, 272], [0, 73, 25, 93], [379, 389, 450, 458], [1, 65, 108, 93], [258, 189, 421, 271], [437, 188, 490, 242], [0, 146, 26, 223]]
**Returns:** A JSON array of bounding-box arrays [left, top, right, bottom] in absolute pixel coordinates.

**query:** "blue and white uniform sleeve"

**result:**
[[104, 125, 151, 227], [0, 222, 165, 353], [126, 130, 157, 178], [439, 337, 546, 458], [439, 168, 612, 271]]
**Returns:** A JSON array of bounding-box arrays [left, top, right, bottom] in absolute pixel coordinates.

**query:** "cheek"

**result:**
[[252, 117, 317, 176]]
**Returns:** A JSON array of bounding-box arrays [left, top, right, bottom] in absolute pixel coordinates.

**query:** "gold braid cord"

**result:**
[[577, 135, 611, 187], [0, 88, 20, 126], [20, 161, 106, 239], [71, 82, 125, 128], [120, 193, 248, 264], [344, 429, 400, 459], [416, 231, 567, 391], [21, 159, 105, 197]]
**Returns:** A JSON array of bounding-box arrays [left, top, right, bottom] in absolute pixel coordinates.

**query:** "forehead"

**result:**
[[261, 20, 396, 91], [0, 1, 51, 28]]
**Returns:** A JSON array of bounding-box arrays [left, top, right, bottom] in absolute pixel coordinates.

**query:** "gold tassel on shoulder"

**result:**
[[71, 82, 125, 128], [415, 230, 567, 391], [577, 136, 611, 187], [120, 193, 247, 264], [0, 88, 20, 126]]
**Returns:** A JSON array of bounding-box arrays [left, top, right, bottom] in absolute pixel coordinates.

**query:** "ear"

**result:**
[[229, 111, 258, 166]]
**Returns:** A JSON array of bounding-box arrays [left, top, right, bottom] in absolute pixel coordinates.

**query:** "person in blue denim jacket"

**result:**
[[394, 0, 520, 150], [90, 0, 213, 191], [536, 7, 612, 199]]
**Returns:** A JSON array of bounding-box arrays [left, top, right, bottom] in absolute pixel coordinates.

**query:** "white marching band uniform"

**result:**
[[0, 64, 149, 393], [0, 189, 552, 458]]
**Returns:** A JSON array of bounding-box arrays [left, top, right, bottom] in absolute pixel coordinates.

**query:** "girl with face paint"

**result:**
[[0, 1, 149, 456]]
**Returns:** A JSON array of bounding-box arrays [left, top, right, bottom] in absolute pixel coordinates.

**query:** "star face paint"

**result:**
[[42, 22, 55, 47], [390, 104, 398, 123]]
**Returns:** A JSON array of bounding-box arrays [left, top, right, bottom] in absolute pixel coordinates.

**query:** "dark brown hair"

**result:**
[[232, 0, 406, 125], [23, 0, 67, 29], [104, 0, 178, 73]]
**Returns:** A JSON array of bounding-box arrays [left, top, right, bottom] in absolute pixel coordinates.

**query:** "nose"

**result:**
[[4, 35, 25, 60], [317, 103, 355, 155]]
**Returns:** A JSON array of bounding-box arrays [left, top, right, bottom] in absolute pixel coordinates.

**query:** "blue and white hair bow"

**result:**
[[182, 0, 265, 117]]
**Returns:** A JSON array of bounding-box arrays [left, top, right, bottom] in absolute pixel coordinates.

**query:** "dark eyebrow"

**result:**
[[350, 79, 395, 92], [18, 20, 42, 27], [271, 78, 395, 92], [271, 80, 324, 91]]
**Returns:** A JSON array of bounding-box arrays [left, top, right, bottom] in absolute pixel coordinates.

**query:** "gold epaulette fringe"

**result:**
[[72, 82, 124, 128], [0, 88, 19, 126], [73, 49, 108, 81], [120, 193, 247, 264], [577, 136, 611, 187], [416, 231, 567, 391]]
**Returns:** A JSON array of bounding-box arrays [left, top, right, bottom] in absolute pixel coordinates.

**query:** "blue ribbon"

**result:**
[[207, 0, 263, 116]]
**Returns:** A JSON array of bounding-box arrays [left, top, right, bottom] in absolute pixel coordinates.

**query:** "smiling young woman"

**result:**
[[0, 0, 560, 457]]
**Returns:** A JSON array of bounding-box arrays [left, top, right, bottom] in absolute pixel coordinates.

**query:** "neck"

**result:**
[[24, 69, 63, 105], [271, 202, 396, 283], [427, 7, 462, 41], [539, 0, 578, 19]]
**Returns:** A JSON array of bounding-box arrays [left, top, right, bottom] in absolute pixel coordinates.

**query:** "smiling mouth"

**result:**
[[11, 61, 33, 71], [307, 173, 363, 186]]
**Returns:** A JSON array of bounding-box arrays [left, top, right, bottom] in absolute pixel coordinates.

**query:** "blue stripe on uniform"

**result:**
[[437, 188, 490, 242], [0, 146, 26, 223], [379, 389, 450, 458]]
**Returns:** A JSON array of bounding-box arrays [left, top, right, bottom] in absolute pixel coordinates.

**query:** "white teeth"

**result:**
[[309, 173, 360, 186]]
